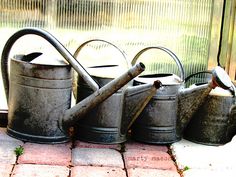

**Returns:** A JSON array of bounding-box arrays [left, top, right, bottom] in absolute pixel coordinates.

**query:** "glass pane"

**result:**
[[0, 0, 215, 108]]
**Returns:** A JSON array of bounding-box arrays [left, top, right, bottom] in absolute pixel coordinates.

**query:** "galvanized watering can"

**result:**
[[72, 39, 162, 144], [1, 28, 145, 143], [184, 71, 236, 145], [130, 46, 232, 144]]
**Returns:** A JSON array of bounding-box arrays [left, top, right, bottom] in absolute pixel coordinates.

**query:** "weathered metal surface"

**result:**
[[184, 94, 236, 145], [177, 67, 233, 140], [74, 70, 160, 144], [131, 46, 232, 144], [61, 62, 145, 130], [7, 54, 72, 143], [131, 46, 185, 144], [182, 70, 236, 146], [1, 28, 99, 102], [176, 82, 213, 139], [131, 88, 178, 144], [2, 28, 146, 144]]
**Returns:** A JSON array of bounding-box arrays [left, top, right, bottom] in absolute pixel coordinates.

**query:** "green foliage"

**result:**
[[14, 145, 24, 156], [183, 166, 190, 171]]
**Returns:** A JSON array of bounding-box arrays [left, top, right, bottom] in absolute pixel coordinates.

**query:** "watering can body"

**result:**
[[184, 85, 236, 145], [75, 75, 127, 144], [130, 47, 233, 144], [72, 40, 160, 144], [132, 76, 182, 144], [130, 47, 185, 144], [75, 74, 160, 144], [7, 54, 72, 143], [1, 28, 145, 144]]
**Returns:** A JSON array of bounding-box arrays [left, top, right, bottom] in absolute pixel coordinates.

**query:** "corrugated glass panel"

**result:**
[[0, 0, 216, 108]]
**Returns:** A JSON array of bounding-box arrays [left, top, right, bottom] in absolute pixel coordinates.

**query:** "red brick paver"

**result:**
[[74, 140, 121, 151], [11, 164, 69, 177], [0, 141, 23, 164], [17, 143, 71, 166], [72, 148, 124, 168], [127, 168, 180, 177], [71, 166, 126, 177], [0, 127, 180, 177], [124, 141, 168, 152], [123, 149, 176, 171], [0, 128, 24, 164], [0, 164, 13, 176]]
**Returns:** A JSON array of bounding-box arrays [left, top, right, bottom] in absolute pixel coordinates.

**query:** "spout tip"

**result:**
[[139, 62, 146, 70], [212, 66, 232, 89], [153, 80, 162, 89]]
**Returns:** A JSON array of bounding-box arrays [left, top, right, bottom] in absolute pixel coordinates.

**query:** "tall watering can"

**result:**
[[130, 46, 232, 144], [184, 71, 236, 145], [1, 28, 145, 143], [72, 39, 162, 144]]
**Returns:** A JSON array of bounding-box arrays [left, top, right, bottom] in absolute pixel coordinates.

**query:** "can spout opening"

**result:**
[[21, 52, 42, 62]]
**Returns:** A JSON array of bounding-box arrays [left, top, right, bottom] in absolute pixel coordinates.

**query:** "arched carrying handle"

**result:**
[[131, 46, 185, 81], [1, 27, 99, 104], [184, 71, 212, 84], [72, 39, 130, 98], [73, 39, 130, 68]]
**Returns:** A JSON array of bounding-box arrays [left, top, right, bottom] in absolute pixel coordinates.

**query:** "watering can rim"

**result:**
[[12, 53, 70, 67], [134, 73, 182, 85], [86, 64, 129, 79]]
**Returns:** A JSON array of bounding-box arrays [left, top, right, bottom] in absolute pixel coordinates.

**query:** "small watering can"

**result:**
[[184, 71, 236, 145], [72, 39, 162, 144], [1, 28, 145, 143], [130, 46, 232, 144]]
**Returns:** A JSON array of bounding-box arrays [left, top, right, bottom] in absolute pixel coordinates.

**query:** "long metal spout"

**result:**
[[1, 28, 99, 104], [61, 62, 146, 131], [120, 80, 162, 135], [176, 81, 214, 138]]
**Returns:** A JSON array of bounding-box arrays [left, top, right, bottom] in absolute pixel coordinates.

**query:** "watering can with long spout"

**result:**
[[71, 39, 162, 144], [183, 71, 236, 145], [130, 46, 232, 144], [1, 28, 145, 143]]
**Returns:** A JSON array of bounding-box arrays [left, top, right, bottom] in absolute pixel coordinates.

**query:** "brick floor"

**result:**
[[0, 128, 21, 142], [11, 164, 69, 177], [0, 164, 13, 176], [124, 140, 168, 152], [17, 143, 71, 166], [0, 127, 182, 177], [72, 148, 124, 168], [123, 149, 177, 171], [127, 168, 180, 177], [0, 141, 23, 164], [74, 140, 121, 151], [71, 166, 126, 177]]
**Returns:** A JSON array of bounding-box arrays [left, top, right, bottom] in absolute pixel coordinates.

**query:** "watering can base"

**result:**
[[183, 136, 229, 146], [7, 127, 70, 144], [183, 126, 233, 146], [131, 126, 180, 145], [76, 125, 127, 144]]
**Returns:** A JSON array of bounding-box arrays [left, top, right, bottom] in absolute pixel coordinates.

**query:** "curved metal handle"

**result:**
[[184, 71, 212, 83], [73, 39, 130, 68], [72, 39, 130, 98], [1, 27, 99, 103], [131, 46, 185, 81]]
